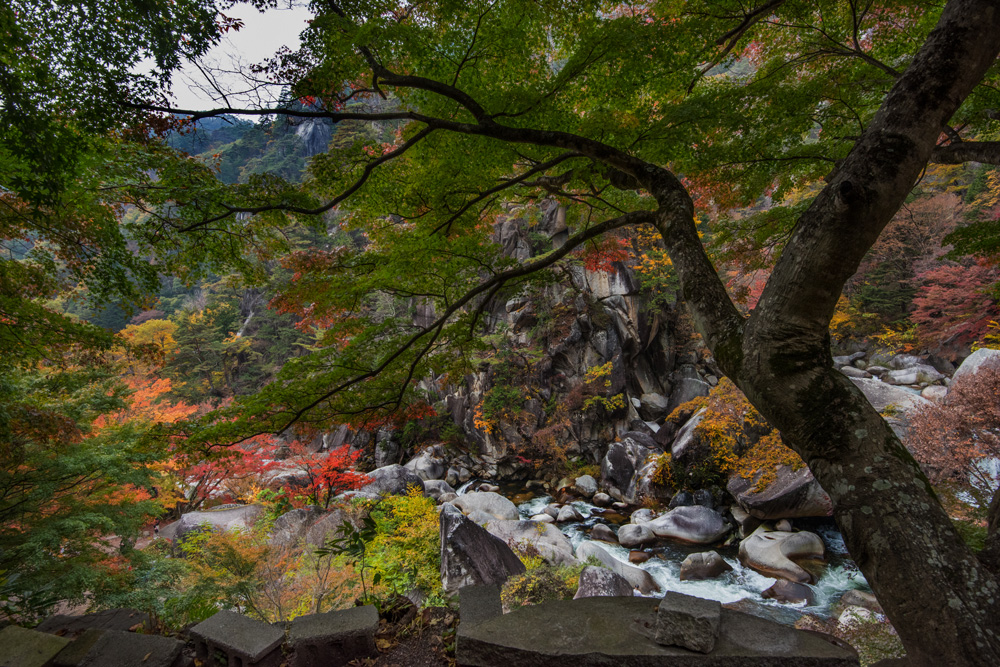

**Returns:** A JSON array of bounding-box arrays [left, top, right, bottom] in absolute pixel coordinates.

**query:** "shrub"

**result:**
[[365, 489, 443, 602], [500, 565, 574, 613], [907, 364, 1000, 509]]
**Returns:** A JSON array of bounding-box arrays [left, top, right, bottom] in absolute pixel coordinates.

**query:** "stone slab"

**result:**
[[458, 596, 858, 666], [288, 605, 378, 667], [654, 592, 721, 654], [76, 629, 183, 667], [0, 626, 70, 667], [37, 608, 149, 637], [190, 610, 285, 661], [459, 585, 503, 628], [49, 628, 105, 667]]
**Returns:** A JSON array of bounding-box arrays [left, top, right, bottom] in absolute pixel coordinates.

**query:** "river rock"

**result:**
[[573, 475, 598, 498], [163, 505, 264, 542], [833, 351, 866, 367], [543, 504, 560, 518], [839, 366, 871, 379], [646, 505, 730, 544], [530, 513, 555, 523], [592, 492, 612, 507], [600, 437, 653, 503], [439, 504, 525, 593], [838, 606, 876, 630], [423, 479, 456, 501], [590, 524, 617, 543], [669, 491, 694, 508], [616, 523, 655, 548], [730, 505, 762, 538], [556, 505, 584, 523], [739, 525, 825, 583], [884, 364, 944, 385], [728, 465, 833, 520], [467, 509, 497, 525], [484, 519, 576, 566], [404, 444, 448, 481], [453, 491, 519, 521], [838, 589, 883, 615], [921, 385, 948, 402], [438, 492, 459, 504], [630, 508, 656, 524], [359, 464, 425, 497], [679, 551, 733, 581], [848, 377, 931, 413], [762, 580, 816, 605], [629, 551, 651, 564], [573, 566, 634, 599], [953, 348, 1000, 384], [575, 541, 660, 594]]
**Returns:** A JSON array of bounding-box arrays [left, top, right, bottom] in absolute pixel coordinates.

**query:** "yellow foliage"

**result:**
[[667, 379, 805, 493], [972, 320, 1000, 351]]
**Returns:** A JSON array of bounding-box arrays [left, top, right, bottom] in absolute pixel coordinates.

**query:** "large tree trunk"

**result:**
[[643, 1, 1000, 663], [739, 334, 1000, 666]]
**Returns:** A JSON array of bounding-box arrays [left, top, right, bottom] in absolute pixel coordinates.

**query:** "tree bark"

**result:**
[[643, 1, 1000, 664]]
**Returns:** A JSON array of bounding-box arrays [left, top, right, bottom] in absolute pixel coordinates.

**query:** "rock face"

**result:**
[[483, 519, 577, 567], [304, 509, 351, 546], [575, 541, 659, 594], [739, 526, 826, 583], [645, 505, 730, 544], [573, 566, 634, 599], [952, 348, 1000, 384], [679, 551, 733, 581], [270, 507, 323, 548], [654, 591, 721, 654], [162, 505, 264, 542], [359, 464, 424, 497], [728, 466, 833, 520], [453, 491, 520, 521], [439, 504, 526, 592]]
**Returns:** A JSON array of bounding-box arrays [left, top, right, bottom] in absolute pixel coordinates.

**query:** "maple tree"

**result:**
[[909, 364, 1000, 511], [8, 0, 1000, 661], [911, 260, 1000, 357], [133, 2, 1000, 662]]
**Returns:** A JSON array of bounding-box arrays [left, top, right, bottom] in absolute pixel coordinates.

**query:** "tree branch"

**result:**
[[268, 208, 656, 433], [930, 141, 1000, 165]]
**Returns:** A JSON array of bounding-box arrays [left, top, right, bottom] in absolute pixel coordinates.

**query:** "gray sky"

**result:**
[[169, 2, 314, 110]]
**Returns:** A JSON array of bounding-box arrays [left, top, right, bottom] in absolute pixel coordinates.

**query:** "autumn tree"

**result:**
[[909, 364, 1000, 510], [12, 0, 1000, 662]]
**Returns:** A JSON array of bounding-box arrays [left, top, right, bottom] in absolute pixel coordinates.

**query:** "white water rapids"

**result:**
[[516, 494, 872, 624]]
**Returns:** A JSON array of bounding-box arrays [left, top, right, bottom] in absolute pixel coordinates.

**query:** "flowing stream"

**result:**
[[516, 494, 872, 625]]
